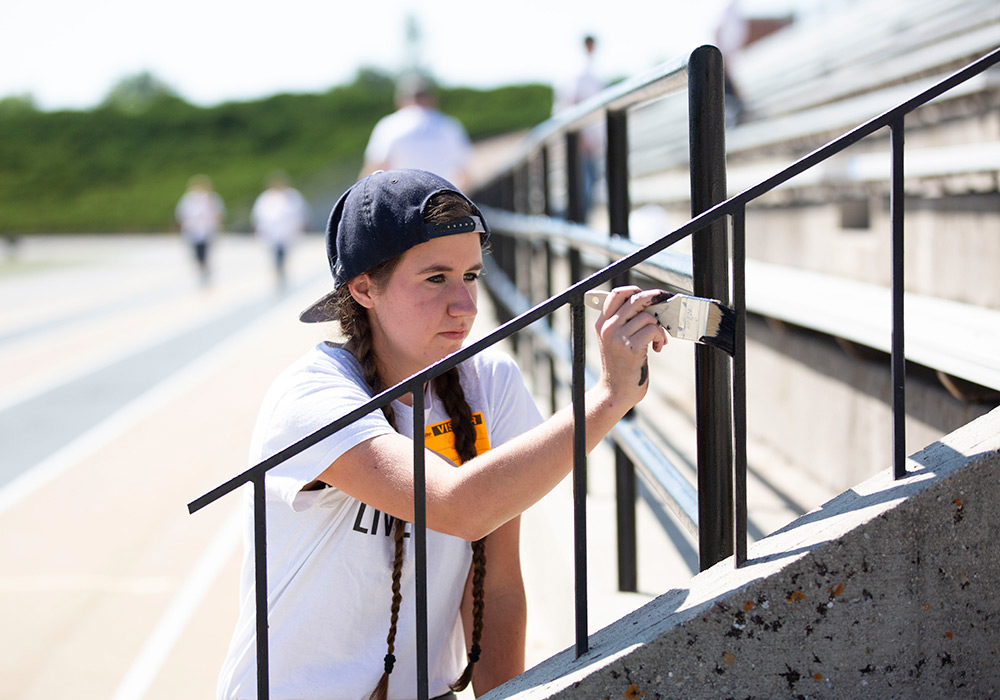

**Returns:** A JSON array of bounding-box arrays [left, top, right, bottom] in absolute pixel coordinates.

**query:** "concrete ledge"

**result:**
[[491, 407, 1000, 699]]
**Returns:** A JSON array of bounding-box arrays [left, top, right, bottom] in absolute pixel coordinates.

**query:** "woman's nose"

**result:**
[[449, 284, 477, 317]]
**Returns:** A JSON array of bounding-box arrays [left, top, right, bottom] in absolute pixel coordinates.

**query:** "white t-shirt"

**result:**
[[251, 187, 309, 246], [175, 190, 225, 242], [218, 343, 543, 700], [364, 105, 472, 185]]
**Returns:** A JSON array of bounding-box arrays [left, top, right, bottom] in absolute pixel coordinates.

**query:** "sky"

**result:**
[[1, 0, 804, 111]]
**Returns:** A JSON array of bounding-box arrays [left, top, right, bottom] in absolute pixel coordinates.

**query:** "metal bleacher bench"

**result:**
[[492, 210, 1000, 401], [629, 0, 1000, 201], [621, 0, 1000, 404], [745, 259, 1000, 397], [731, 0, 1000, 123], [541, 219, 1000, 401]]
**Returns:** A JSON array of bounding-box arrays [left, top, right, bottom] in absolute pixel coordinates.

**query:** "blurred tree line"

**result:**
[[0, 69, 552, 233]]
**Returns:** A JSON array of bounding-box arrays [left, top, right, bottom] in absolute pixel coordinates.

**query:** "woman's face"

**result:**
[[354, 232, 483, 387]]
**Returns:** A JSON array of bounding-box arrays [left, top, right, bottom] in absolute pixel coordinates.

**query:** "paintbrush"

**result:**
[[584, 289, 736, 355]]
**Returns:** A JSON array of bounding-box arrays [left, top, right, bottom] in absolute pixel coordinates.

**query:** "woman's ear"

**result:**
[[348, 274, 376, 309]]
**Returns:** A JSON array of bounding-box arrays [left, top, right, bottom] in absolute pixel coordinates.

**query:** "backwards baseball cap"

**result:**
[[299, 168, 489, 323]]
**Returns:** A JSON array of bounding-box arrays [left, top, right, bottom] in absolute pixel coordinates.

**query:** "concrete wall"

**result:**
[[488, 407, 1000, 700], [741, 316, 994, 495]]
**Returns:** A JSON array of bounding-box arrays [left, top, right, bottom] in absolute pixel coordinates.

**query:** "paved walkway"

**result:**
[[0, 234, 828, 699]]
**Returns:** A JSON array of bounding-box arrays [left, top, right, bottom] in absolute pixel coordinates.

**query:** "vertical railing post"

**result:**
[[541, 145, 552, 217], [890, 118, 907, 479], [566, 131, 585, 224], [253, 473, 270, 700], [514, 164, 535, 374], [606, 107, 637, 593], [688, 44, 735, 570], [412, 384, 429, 700], [606, 109, 630, 249], [544, 239, 559, 415], [541, 146, 559, 415], [570, 294, 589, 657], [732, 209, 748, 567], [500, 173, 519, 353], [568, 248, 583, 295], [513, 162, 529, 215]]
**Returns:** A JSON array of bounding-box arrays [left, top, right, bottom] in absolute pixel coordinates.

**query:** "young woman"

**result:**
[[217, 169, 668, 700]]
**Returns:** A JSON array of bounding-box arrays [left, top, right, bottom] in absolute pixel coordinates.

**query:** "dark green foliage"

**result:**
[[101, 71, 180, 114], [441, 85, 553, 138], [0, 74, 552, 233]]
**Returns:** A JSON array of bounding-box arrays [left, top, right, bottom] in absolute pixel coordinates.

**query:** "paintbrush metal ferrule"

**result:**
[[584, 288, 736, 355], [671, 295, 712, 340]]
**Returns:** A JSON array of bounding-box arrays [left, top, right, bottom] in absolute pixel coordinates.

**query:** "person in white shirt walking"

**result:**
[[361, 74, 472, 190], [175, 174, 225, 286], [251, 172, 310, 288]]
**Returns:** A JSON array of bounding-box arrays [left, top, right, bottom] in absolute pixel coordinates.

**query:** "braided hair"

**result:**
[[330, 192, 489, 700]]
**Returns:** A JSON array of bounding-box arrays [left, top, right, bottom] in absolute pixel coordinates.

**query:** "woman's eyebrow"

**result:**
[[417, 261, 485, 274]]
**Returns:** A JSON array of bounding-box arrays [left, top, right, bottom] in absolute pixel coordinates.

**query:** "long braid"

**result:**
[[356, 316, 404, 700], [432, 369, 478, 463], [369, 517, 407, 700], [449, 537, 487, 692], [333, 192, 489, 699]]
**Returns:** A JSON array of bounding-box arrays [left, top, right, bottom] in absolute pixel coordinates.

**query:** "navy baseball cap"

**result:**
[[299, 169, 489, 323]]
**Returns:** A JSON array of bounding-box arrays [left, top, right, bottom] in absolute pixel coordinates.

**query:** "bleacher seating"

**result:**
[[732, 0, 999, 122], [622, 0, 1000, 401], [631, 0, 999, 176]]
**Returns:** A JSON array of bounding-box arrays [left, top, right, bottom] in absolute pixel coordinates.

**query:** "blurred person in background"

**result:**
[[553, 34, 604, 112], [175, 174, 225, 286], [715, 0, 750, 125], [552, 35, 606, 217], [252, 171, 310, 288], [361, 74, 473, 189]]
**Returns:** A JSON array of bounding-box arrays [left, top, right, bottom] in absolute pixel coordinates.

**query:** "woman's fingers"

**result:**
[[593, 287, 669, 398], [596, 288, 670, 349]]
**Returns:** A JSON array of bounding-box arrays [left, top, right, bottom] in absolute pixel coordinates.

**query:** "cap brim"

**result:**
[[299, 289, 340, 323]]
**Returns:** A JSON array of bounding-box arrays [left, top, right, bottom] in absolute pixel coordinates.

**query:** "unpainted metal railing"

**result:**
[[188, 44, 1000, 700]]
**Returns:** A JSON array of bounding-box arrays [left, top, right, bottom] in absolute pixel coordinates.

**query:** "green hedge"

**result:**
[[0, 75, 551, 233]]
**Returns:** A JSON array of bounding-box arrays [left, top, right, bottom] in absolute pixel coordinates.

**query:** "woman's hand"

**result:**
[[592, 286, 669, 409]]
